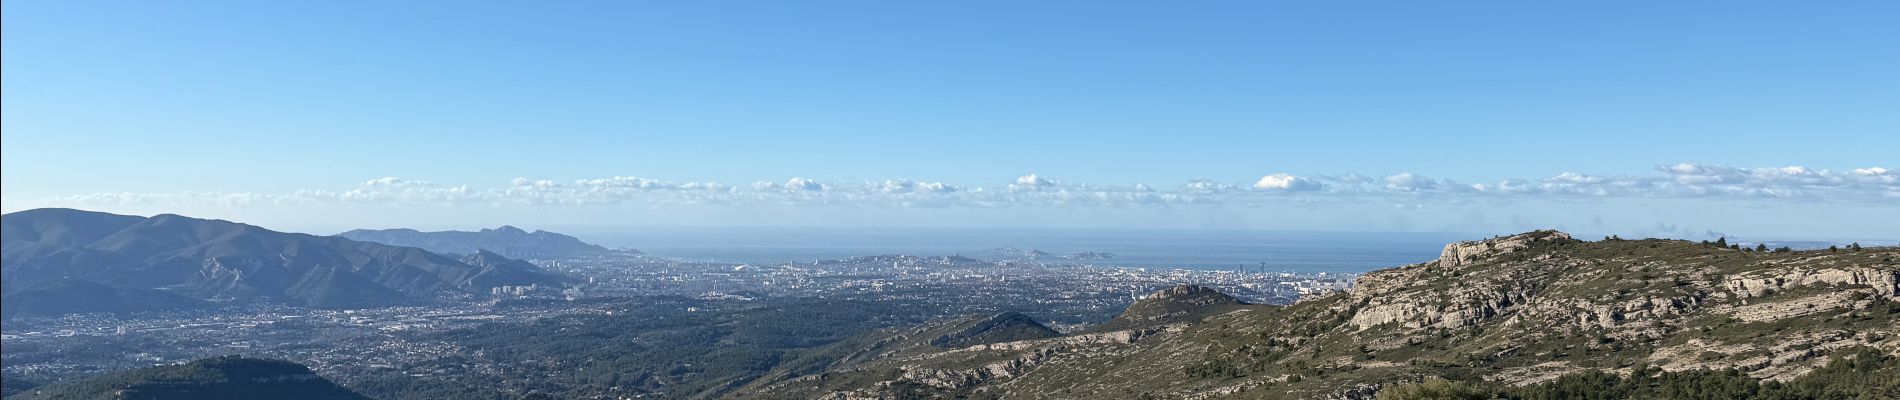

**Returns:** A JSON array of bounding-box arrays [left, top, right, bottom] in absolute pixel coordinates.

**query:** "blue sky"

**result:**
[[3, 1, 1896, 239]]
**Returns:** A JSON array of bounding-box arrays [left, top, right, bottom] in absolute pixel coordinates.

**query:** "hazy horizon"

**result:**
[[6, 2, 1896, 238]]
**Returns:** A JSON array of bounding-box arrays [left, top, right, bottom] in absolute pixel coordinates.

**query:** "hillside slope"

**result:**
[[746, 231, 1900, 399], [744, 311, 1064, 394]]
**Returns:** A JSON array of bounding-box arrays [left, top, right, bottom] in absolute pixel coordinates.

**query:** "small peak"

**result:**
[[931, 311, 1060, 348], [1438, 230, 1573, 267], [461, 249, 504, 262], [986, 311, 1033, 322], [148, 213, 191, 221], [492, 225, 527, 234], [1150, 284, 1218, 299], [1096, 285, 1244, 331], [1134, 284, 1244, 308]]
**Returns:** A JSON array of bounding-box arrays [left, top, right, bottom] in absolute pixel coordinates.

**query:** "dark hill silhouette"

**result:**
[[6, 356, 371, 400]]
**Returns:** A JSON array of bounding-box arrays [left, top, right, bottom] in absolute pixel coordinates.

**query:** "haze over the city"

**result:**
[[4, 2, 1895, 239], [7, 2, 1900, 400]]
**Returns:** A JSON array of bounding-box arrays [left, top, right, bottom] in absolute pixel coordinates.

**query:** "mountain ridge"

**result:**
[[1, 208, 571, 315], [337, 225, 631, 259]]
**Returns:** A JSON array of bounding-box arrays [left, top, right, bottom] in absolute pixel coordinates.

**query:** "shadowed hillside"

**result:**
[[5, 356, 370, 400]]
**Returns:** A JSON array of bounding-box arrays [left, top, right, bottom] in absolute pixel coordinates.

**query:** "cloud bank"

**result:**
[[28, 163, 1899, 211]]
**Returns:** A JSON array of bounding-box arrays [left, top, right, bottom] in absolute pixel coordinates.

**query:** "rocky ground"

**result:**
[[733, 231, 1899, 399]]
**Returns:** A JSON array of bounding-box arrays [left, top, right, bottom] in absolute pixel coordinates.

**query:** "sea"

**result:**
[[561, 226, 1475, 273]]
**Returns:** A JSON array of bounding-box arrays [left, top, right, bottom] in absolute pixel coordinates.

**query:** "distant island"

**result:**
[[978, 247, 1116, 261], [339, 225, 635, 259]]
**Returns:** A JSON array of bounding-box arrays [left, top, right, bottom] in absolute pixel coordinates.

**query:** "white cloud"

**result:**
[[1327, 173, 1377, 185], [1659, 163, 1746, 185], [920, 182, 955, 193], [1547, 172, 1605, 184], [784, 178, 826, 191], [877, 179, 958, 194], [1632, 222, 1729, 241], [879, 180, 914, 193], [342, 177, 481, 204], [1384, 173, 1439, 192], [576, 176, 671, 189], [1642, 163, 1898, 199], [1252, 174, 1322, 191], [1011, 174, 1057, 190], [753, 178, 827, 193], [510, 178, 559, 189], [1182, 180, 1239, 193]]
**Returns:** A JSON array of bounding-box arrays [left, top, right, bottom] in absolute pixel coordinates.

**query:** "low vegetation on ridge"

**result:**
[[743, 231, 1900, 399]]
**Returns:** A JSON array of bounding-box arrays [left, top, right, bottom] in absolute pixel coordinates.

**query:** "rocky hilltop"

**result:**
[[1435, 229, 1571, 267], [1092, 284, 1248, 332], [743, 231, 1900, 399]]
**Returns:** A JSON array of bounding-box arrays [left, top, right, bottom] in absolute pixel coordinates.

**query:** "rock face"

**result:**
[[1724, 265, 1900, 298], [740, 231, 1900, 400], [1, 208, 572, 312], [1438, 229, 1573, 267]]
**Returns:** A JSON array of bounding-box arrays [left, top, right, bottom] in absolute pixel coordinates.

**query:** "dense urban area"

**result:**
[[1, 252, 1355, 398]]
